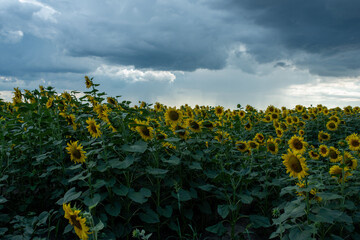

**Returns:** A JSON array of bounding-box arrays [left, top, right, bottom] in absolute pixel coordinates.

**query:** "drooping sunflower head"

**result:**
[[267, 139, 278, 155], [85, 76, 93, 89], [244, 121, 252, 131], [326, 120, 338, 131], [201, 120, 214, 131], [318, 145, 329, 157], [173, 124, 189, 140], [165, 107, 183, 126], [107, 97, 117, 105], [235, 141, 248, 153], [66, 141, 87, 164], [308, 150, 320, 160], [214, 130, 231, 143], [136, 121, 154, 141], [156, 130, 167, 140], [288, 135, 307, 154], [63, 203, 90, 240], [254, 133, 265, 144], [346, 133, 360, 151], [282, 149, 309, 180], [344, 151, 357, 170], [329, 165, 352, 183], [187, 119, 201, 133], [328, 147, 342, 163], [248, 140, 259, 150], [275, 128, 284, 138], [86, 118, 102, 138], [318, 131, 330, 143]]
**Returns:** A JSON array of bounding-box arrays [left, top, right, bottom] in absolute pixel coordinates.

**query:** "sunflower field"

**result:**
[[1, 76, 360, 240]]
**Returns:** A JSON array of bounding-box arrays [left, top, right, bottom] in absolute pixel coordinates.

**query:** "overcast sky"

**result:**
[[1, 0, 360, 109]]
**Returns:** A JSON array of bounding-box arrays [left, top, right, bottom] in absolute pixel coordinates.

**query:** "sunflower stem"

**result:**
[[305, 177, 310, 225]]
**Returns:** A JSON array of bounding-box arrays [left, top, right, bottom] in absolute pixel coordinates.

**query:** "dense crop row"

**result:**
[[0, 76, 359, 239]]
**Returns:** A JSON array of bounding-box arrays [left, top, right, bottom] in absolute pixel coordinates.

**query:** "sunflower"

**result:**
[[238, 110, 246, 119], [214, 106, 224, 117], [60, 113, 77, 130], [295, 105, 304, 112], [318, 145, 329, 157], [86, 118, 102, 138], [46, 97, 54, 108], [136, 121, 154, 141], [107, 97, 117, 105], [344, 151, 357, 170], [288, 135, 307, 154], [254, 133, 265, 144], [346, 133, 360, 151], [267, 138, 279, 155], [235, 141, 248, 153], [156, 130, 167, 140], [292, 116, 299, 123], [165, 107, 183, 126], [162, 142, 176, 150], [172, 124, 189, 140], [201, 120, 214, 131], [187, 119, 202, 133], [329, 115, 340, 123], [214, 130, 231, 143], [63, 203, 90, 240], [66, 141, 87, 164], [248, 140, 259, 150], [295, 182, 322, 202], [285, 116, 293, 125], [282, 149, 309, 180], [244, 121, 252, 131], [263, 115, 272, 122], [302, 113, 310, 121], [154, 102, 163, 112], [318, 131, 330, 143], [308, 150, 320, 160], [326, 120, 338, 131], [85, 76, 93, 89], [328, 146, 342, 163], [275, 128, 284, 138], [298, 129, 305, 136], [329, 165, 352, 183]]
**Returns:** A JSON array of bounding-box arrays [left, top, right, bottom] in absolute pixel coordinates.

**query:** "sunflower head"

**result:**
[[318, 131, 330, 143], [308, 150, 320, 160], [329, 165, 352, 183], [187, 119, 201, 133], [326, 120, 338, 131], [214, 106, 224, 117], [248, 140, 259, 150], [288, 135, 307, 154], [328, 147, 342, 163], [344, 151, 357, 170], [235, 141, 248, 153], [165, 107, 183, 126], [136, 121, 154, 141], [66, 141, 87, 164], [85, 76, 93, 89], [282, 149, 309, 180], [267, 139, 279, 155], [318, 145, 329, 157], [346, 133, 360, 151], [63, 203, 90, 240], [86, 118, 102, 138]]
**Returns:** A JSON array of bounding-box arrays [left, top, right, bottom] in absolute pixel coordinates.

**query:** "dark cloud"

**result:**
[[211, 0, 360, 76]]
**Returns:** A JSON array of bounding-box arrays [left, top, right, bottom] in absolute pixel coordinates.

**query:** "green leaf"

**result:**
[[198, 184, 215, 192], [57, 187, 82, 205], [93, 179, 107, 189], [162, 155, 180, 165], [105, 202, 121, 217], [139, 209, 160, 224], [240, 194, 253, 204], [317, 192, 343, 201], [0, 196, 8, 204], [205, 222, 227, 236], [92, 220, 104, 232], [157, 205, 173, 218], [249, 215, 271, 228], [172, 189, 192, 201], [289, 227, 312, 240], [311, 208, 342, 224], [68, 171, 91, 183], [217, 205, 230, 219], [121, 141, 147, 153], [113, 185, 129, 197], [109, 156, 135, 169], [146, 167, 168, 176], [128, 188, 151, 204], [84, 194, 101, 208], [188, 162, 202, 170]]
